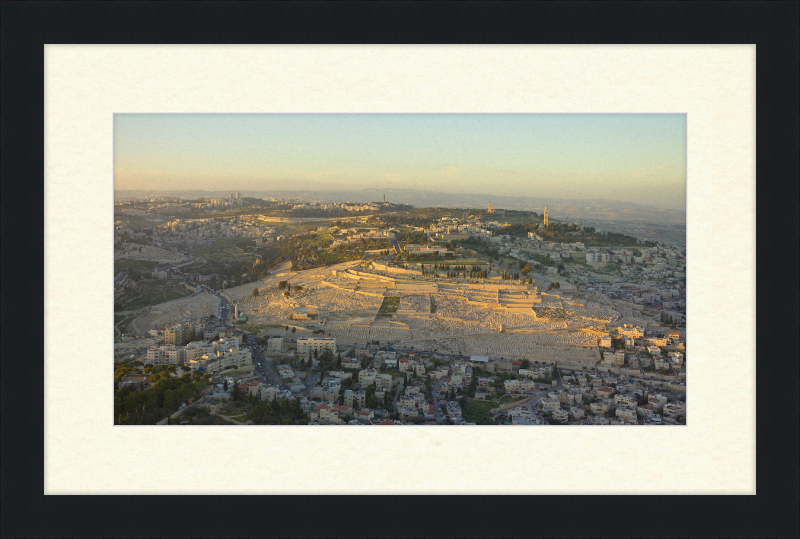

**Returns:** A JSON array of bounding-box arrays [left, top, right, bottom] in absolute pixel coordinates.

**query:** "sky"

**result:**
[[114, 113, 686, 209]]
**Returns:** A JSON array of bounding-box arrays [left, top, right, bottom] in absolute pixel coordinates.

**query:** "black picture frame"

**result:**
[[2, 1, 797, 538]]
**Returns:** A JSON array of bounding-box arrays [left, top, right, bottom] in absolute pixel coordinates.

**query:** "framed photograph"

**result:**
[[3, 2, 797, 538], [111, 111, 688, 426]]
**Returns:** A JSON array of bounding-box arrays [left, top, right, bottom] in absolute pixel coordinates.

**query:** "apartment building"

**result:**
[[296, 338, 336, 355], [259, 385, 279, 402], [606, 350, 626, 366], [540, 397, 561, 413], [374, 374, 393, 390], [358, 368, 378, 386], [165, 323, 193, 346], [145, 345, 185, 366], [590, 401, 610, 415], [185, 341, 215, 363], [596, 386, 614, 399], [662, 402, 685, 418], [615, 393, 637, 408], [310, 404, 344, 425], [648, 394, 668, 410], [344, 389, 366, 409], [552, 408, 569, 423], [205, 347, 253, 373], [637, 404, 656, 417], [615, 406, 638, 422], [654, 356, 670, 370], [267, 337, 283, 352], [445, 401, 462, 418]]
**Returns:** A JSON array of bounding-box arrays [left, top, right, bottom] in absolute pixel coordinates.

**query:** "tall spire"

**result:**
[[544, 205, 549, 227]]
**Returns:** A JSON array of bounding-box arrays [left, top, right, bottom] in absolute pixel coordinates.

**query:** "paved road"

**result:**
[[258, 345, 284, 388], [306, 372, 320, 393], [215, 293, 229, 324], [114, 314, 134, 339], [392, 381, 403, 414], [432, 380, 443, 422]]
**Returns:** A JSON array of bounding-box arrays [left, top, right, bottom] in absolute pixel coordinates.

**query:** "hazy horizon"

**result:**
[[114, 113, 687, 210]]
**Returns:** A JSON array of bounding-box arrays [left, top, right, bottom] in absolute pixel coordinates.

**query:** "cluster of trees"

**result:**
[[246, 397, 308, 425], [495, 220, 652, 248], [378, 210, 453, 229], [296, 347, 338, 375], [114, 363, 209, 425], [515, 221, 579, 236], [406, 252, 446, 263], [424, 263, 489, 280], [211, 230, 355, 284], [399, 231, 429, 245], [445, 236, 502, 260], [310, 237, 392, 269]]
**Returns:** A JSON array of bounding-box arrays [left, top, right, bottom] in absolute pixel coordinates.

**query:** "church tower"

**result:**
[[543, 205, 549, 227]]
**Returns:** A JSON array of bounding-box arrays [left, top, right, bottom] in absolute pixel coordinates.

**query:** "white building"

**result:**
[[586, 252, 610, 263], [615, 406, 637, 422], [539, 397, 561, 413], [552, 408, 569, 423], [145, 345, 185, 366], [648, 394, 668, 410], [296, 338, 336, 355], [205, 347, 253, 374]]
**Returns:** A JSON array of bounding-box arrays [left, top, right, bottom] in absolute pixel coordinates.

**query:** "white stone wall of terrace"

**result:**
[[370, 263, 423, 277], [394, 283, 438, 293], [350, 290, 386, 298], [347, 270, 397, 283], [498, 307, 538, 315], [321, 281, 358, 293]]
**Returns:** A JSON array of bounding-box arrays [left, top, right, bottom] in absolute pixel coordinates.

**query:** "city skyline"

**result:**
[[114, 114, 687, 210]]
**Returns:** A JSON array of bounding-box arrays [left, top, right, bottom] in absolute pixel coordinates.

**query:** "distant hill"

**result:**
[[115, 187, 686, 225]]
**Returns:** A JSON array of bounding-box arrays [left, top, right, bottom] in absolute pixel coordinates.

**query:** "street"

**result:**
[[258, 345, 284, 388]]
